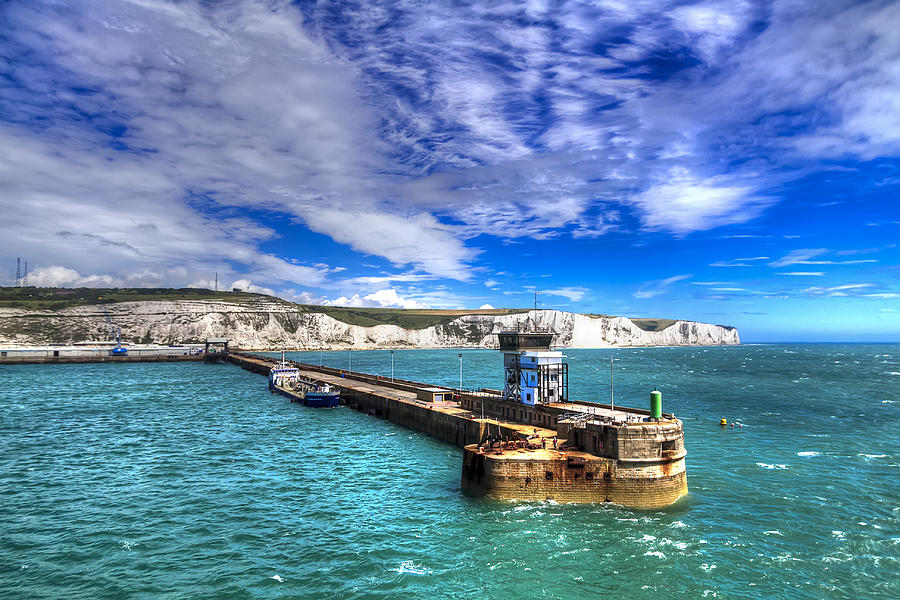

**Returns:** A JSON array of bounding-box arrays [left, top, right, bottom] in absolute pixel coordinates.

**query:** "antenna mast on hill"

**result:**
[[215, 272, 218, 292], [534, 291, 541, 310], [23, 261, 28, 287], [15, 257, 21, 287]]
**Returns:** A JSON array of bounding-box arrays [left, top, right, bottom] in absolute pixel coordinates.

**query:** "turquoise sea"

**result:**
[[1, 344, 898, 599]]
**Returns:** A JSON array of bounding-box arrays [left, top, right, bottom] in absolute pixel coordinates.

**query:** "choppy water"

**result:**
[[1, 344, 898, 599]]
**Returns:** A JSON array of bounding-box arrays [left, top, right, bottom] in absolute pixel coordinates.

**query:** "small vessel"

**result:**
[[269, 352, 300, 391], [303, 383, 340, 408], [268, 352, 340, 408]]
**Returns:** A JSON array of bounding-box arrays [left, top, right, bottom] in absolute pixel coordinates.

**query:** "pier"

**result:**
[[0, 344, 204, 364], [227, 334, 688, 509]]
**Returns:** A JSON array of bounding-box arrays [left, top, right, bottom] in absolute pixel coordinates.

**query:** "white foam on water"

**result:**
[[660, 538, 688, 550], [669, 520, 688, 528], [832, 530, 846, 540], [859, 453, 888, 459], [639, 534, 657, 543], [391, 561, 430, 576], [763, 530, 783, 536], [883, 400, 895, 404], [700, 563, 717, 571], [643, 551, 665, 558], [889, 372, 900, 376], [270, 575, 284, 582], [757, 462, 788, 469], [797, 451, 820, 457]]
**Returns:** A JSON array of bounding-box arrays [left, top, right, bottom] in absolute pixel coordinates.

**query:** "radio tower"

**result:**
[[15, 257, 21, 287], [23, 260, 28, 287]]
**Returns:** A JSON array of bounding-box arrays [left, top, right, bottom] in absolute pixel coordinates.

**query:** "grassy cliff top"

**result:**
[[0, 286, 279, 311], [0, 287, 530, 330], [0, 287, 708, 332]]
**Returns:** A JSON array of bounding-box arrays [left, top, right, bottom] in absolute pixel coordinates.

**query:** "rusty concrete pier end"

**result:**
[[227, 328, 688, 509]]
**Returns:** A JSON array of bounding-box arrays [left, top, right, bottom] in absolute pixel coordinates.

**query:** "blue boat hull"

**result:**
[[304, 392, 341, 408], [270, 382, 340, 408]]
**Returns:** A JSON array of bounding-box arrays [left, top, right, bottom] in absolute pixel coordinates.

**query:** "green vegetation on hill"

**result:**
[[0, 287, 530, 330], [0, 286, 279, 311], [630, 318, 679, 332], [307, 306, 529, 329]]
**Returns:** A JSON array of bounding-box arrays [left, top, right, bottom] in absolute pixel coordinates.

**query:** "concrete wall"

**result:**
[[0, 345, 202, 364], [462, 449, 688, 508]]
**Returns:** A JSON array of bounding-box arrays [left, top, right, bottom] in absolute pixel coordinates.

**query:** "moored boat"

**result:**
[[267, 353, 341, 408], [268, 353, 300, 391], [303, 384, 340, 408]]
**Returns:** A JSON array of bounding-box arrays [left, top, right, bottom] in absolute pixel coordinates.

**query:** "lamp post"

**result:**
[[390, 349, 395, 382], [348, 349, 352, 372], [458, 353, 463, 393], [610, 356, 614, 413]]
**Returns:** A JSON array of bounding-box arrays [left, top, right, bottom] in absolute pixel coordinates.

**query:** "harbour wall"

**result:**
[[0, 344, 203, 364], [226, 352, 490, 447], [462, 451, 688, 507], [227, 352, 689, 508]]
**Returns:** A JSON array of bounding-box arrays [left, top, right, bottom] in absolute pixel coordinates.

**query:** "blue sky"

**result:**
[[0, 0, 898, 342]]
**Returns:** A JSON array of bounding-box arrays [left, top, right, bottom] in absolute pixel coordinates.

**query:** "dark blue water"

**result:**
[[1, 345, 897, 598]]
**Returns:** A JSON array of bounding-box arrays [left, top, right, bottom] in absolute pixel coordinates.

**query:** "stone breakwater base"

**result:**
[[227, 353, 687, 509]]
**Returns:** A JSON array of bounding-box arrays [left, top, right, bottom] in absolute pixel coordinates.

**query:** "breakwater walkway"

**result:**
[[226, 351, 558, 448], [227, 351, 688, 508]]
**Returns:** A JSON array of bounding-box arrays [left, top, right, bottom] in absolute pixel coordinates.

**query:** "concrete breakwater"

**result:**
[[0, 344, 203, 364], [227, 352, 688, 508]]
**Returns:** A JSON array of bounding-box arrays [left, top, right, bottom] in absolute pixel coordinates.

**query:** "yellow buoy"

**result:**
[[719, 417, 728, 426]]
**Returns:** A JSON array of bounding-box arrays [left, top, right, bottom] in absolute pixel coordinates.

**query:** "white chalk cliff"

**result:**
[[0, 298, 740, 349]]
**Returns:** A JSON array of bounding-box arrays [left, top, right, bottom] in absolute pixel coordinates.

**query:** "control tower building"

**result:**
[[497, 330, 568, 406]]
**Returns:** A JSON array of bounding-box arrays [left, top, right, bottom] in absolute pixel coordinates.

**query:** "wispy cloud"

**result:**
[[710, 256, 770, 267], [769, 249, 829, 268], [634, 274, 692, 299], [543, 287, 589, 302], [776, 272, 825, 276], [769, 248, 879, 268]]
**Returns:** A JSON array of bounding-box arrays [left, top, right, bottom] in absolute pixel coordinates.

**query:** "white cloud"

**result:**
[[776, 272, 825, 277], [294, 207, 476, 281], [543, 287, 588, 302], [633, 274, 691, 299], [769, 249, 829, 268], [25, 266, 93, 288], [669, 1, 753, 62], [484, 279, 499, 288], [364, 288, 429, 309], [478, 303, 495, 309], [229, 279, 276, 296], [630, 169, 771, 235], [325, 288, 430, 309]]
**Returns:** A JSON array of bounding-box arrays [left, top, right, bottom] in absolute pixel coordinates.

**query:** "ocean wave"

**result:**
[[858, 453, 888, 459], [643, 551, 665, 558], [270, 575, 284, 582], [391, 561, 431, 575], [797, 451, 820, 457], [757, 463, 788, 469]]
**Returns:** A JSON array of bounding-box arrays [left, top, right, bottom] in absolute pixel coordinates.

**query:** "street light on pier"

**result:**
[[458, 353, 463, 393], [390, 349, 395, 382]]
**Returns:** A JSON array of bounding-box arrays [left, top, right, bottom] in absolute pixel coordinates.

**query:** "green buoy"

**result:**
[[650, 390, 662, 418]]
